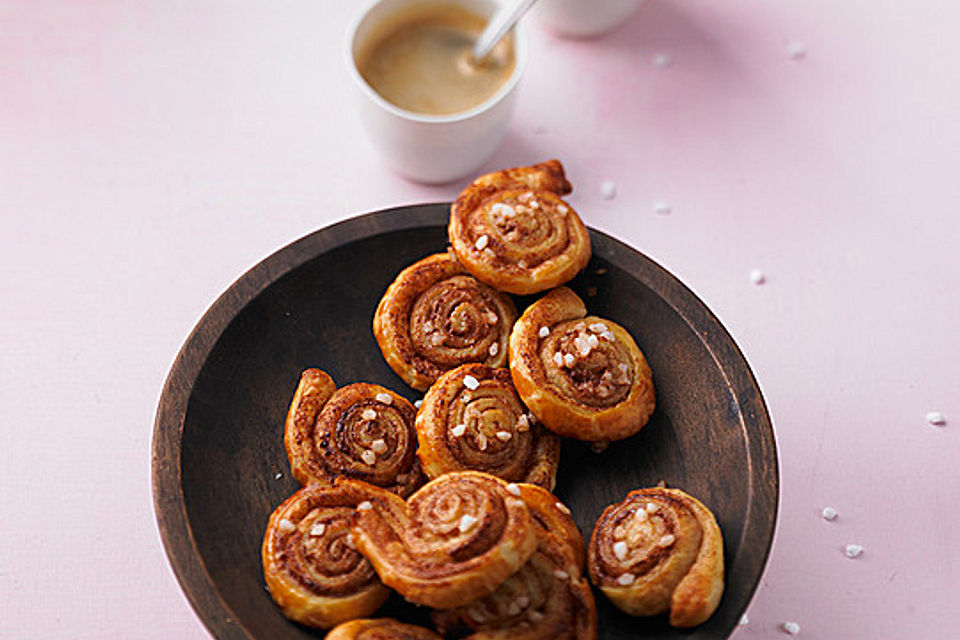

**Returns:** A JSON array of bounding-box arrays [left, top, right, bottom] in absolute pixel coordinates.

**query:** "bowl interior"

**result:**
[[154, 204, 777, 639]]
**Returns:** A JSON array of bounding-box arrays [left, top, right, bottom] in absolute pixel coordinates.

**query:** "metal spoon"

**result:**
[[471, 0, 538, 63]]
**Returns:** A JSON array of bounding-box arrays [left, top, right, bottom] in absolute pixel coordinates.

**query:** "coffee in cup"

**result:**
[[355, 4, 516, 116]]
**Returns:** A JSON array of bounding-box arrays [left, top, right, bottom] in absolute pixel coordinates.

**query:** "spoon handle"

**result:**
[[472, 0, 538, 61]]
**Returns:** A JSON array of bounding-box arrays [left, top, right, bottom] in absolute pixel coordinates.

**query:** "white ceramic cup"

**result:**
[[532, 0, 643, 38], [345, 0, 528, 185]]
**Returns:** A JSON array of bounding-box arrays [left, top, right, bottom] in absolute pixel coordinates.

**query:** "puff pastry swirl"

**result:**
[[433, 484, 596, 640], [374, 252, 517, 391], [416, 364, 560, 489], [346, 471, 538, 609], [326, 618, 442, 640], [508, 287, 655, 442], [587, 488, 725, 628], [261, 482, 390, 628], [449, 160, 591, 295], [284, 369, 423, 497]]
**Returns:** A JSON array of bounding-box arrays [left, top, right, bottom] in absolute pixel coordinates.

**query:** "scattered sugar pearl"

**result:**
[[475, 234, 489, 251], [375, 392, 393, 405], [414, 399, 422, 409], [278, 518, 296, 534], [506, 483, 522, 496], [844, 544, 864, 559], [658, 534, 676, 547], [489, 342, 499, 357], [491, 203, 515, 217], [739, 614, 749, 626], [274, 472, 283, 480], [589, 322, 608, 333], [822, 507, 838, 521], [345, 533, 355, 548], [616, 573, 636, 586], [602, 331, 616, 342], [431, 333, 445, 346], [463, 375, 480, 390], [613, 541, 628, 561], [459, 514, 479, 533], [371, 439, 388, 454], [496, 430, 513, 442], [786, 40, 807, 59], [926, 411, 947, 426], [516, 414, 530, 432], [645, 502, 659, 514], [558, 204, 569, 214], [530, 200, 540, 209], [517, 259, 528, 269], [361, 450, 377, 465], [486, 311, 498, 324], [555, 502, 571, 515], [528, 610, 545, 623], [516, 595, 530, 609], [553, 351, 563, 367], [587, 334, 599, 348], [506, 601, 522, 616], [749, 268, 766, 285], [653, 52, 673, 68], [477, 432, 488, 451], [634, 508, 648, 523], [310, 523, 326, 537], [600, 180, 617, 200], [451, 423, 467, 437], [539, 326, 550, 338], [782, 621, 801, 635], [563, 353, 575, 367], [362, 408, 377, 421], [357, 501, 373, 512], [653, 201, 671, 215], [553, 569, 569, 580], [483, 248, 496, 259]]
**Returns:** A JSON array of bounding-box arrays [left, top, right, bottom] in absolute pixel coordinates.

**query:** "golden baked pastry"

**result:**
[[373, 252, 517, 391], [448, 159, 591, 295], [284, 369, 423, 497], [508, 286, 655, 442], [346, 471, 538, 609], [587, 487, 724, 628], [262, 482, 390, 629], [415, 363, 561, 489], [433, 484, 596, 640], [326, 618, 442, 640]]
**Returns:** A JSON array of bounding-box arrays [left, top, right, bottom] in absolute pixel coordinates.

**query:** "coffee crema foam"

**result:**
[[356, 4, 516, 116]]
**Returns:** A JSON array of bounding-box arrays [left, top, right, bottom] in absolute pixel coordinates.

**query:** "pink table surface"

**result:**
[[2, 0, 958, 637]]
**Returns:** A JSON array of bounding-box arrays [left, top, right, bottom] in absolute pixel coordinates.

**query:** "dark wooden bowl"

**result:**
[[152, 204, 778, 639]]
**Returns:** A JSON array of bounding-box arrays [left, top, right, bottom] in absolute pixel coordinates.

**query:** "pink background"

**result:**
[[2, 0, 958, 637]]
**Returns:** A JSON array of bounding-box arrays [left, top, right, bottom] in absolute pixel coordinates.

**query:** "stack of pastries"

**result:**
[[261, 160, 725, 637]]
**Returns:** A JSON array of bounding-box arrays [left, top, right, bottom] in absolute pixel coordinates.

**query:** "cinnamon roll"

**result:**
[[508, 287, 655, 442], [285, 369, 423, 497], [448, 160, 591, 295], [326, 618, 442, 640], [433, 484, 596, 640], [587, 488, 725, 628], [346, 471, 538, 609], [416, 364, 560, 489], [373, 252, 517, 391], [261, 483, 389, 629]]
